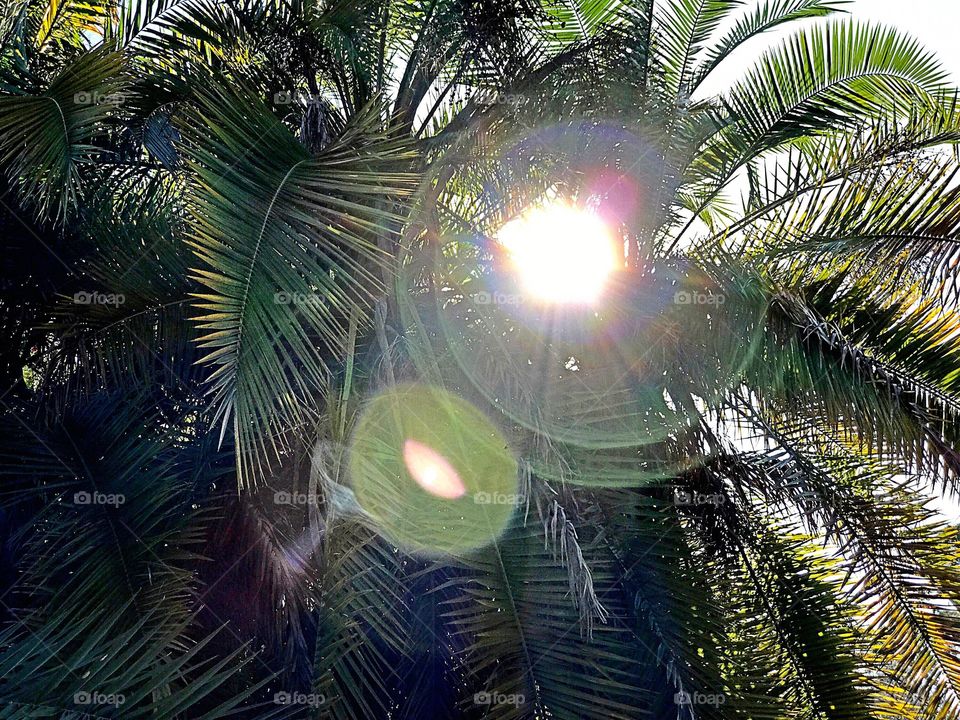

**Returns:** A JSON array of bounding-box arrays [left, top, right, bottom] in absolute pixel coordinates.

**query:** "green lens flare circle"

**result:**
[[349, 384, 519, 555]]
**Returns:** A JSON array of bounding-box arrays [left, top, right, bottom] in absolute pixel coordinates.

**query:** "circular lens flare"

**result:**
[[350, 384, 518, 555], [402, 439, 466, 500], [496, 201, 619, 304]]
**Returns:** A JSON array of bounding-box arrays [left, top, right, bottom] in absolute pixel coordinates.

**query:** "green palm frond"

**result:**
[[541, 0, 622, 47], [690, 0, 846, 93], [730, 525, 875, 718], [757, 290, 960, 487], [727, 19, 948, 148], [179, 82, 417, 484], [654, 0, 743, 100], [35, 0, 107, 50], [689, 0, 846, 95], [676, 91, 960, 252], [729, 414, 960, 720], [779, 165, 960, 304], [0, 47, 126, 223]]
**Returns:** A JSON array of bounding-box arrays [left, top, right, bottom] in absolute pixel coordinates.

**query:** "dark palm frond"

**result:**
[[38, 167, 194, 403], [392, 561, 466, 720], [0, 386, 287, 717], [0, 389, 212, 630], [446, 518, 657, 719], [593, 486, 744, 720], [0, 46, 127, 223], [676, 448, 879, 717], [311, 518, 409, 720], [810, 280, 960, 400], [0, 602, 282, 719]]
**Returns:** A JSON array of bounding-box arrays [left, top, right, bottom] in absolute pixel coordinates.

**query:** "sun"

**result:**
[[495, 201, 620, 305]]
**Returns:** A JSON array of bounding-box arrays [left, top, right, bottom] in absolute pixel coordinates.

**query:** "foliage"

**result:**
[[1, 0, 959, 718]]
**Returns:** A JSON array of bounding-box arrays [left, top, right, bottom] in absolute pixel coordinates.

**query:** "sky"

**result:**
[[697, 0, 960, 98], [847, 0, 960, 79]]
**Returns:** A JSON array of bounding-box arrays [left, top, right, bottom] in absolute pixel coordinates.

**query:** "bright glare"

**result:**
[[496, 202, 619, 304], [402, 439, 466, 500]]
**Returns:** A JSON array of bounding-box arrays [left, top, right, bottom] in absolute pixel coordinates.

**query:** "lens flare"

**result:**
[[402, 439, 466, 499], [496, 201, 619, 305], [349, 384, 518, 555]]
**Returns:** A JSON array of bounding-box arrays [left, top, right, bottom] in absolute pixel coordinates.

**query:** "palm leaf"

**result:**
[[727, 19, 948, 148], [178, 82, 417, 485], [689, 0, 846, 94], [0, 47, 126, 223], [655, 0, 743, 100]]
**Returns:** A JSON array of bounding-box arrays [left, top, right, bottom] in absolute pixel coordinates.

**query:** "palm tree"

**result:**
[[1, 0, 960, 717]]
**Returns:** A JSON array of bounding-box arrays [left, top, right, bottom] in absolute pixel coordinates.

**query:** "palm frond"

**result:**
[[0, 47, 127, 223], [179, 83, 417, 484], [727, 19, 948, 149], [447, 521, 655, 719], [689, 0, 846, 95], [655, 0, 743, 100]]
